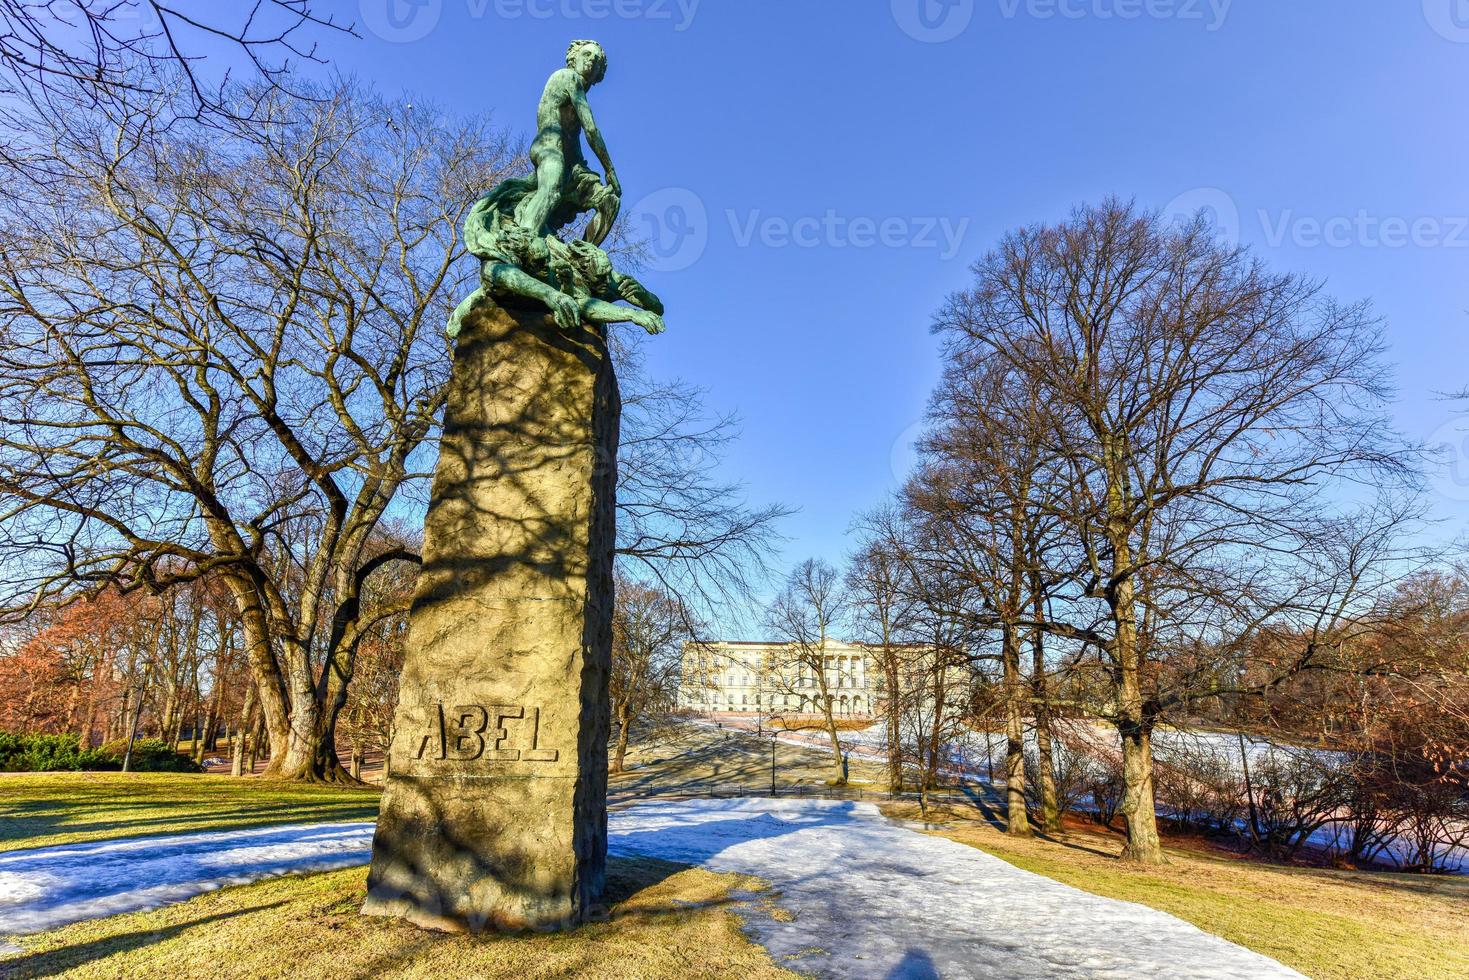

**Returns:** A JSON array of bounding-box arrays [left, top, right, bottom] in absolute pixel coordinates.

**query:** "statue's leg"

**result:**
[[516, 153, 565, 236]]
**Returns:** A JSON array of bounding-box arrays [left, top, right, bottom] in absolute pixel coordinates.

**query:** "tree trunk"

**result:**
[[1104, 440, 1165, 864], [1033, 704, 1060, 832], [232, 684, 256, 777], [1030, 612, 1061, 832], [263, 632, 353, 783], [221, 574, 294, 769], [612, 704, 632, 774], [1002, 625, 1031, 836], [812, 662, 845, 785], [884, 652, 904, 794], [1118, 720, 1164, 863], [189, 710, 202, 761]]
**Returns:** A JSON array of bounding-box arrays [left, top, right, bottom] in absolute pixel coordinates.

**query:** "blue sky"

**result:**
[[318, 0, 1469, 586]]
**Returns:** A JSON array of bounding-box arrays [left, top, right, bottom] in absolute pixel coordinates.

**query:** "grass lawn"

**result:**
[[0, 857, 797, 979], [0, 772, 380, 853], [8, 736, 1469, 979], [882, 801, 1469, 980]]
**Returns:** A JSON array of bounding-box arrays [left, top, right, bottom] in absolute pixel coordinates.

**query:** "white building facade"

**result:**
[[676, 640, 880, 718]]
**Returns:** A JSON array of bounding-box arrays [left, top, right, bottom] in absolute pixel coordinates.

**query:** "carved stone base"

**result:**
[[362, 299, 617, 933]]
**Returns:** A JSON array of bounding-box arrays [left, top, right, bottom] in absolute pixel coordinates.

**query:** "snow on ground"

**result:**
[[2, 801, 1301, 979], [0, 822, 376, 935], [610, 798, 1302, 980]]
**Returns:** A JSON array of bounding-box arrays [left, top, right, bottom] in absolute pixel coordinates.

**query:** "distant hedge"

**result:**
[[0, 732, 203, 773]]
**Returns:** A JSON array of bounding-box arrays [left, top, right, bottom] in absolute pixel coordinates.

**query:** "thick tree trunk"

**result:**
[[1104, 439, 1165, 864], [1118, 720, 1164, 863], [1033, 700, 1060, 832], [220, 573, 294, 770], [264, 634, 353, 783], [1002, 625, 1031, 836]]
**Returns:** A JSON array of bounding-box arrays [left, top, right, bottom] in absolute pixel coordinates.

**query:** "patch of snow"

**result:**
[[1, 801, 1306, 979], [0, 822, 375, 935], [609, 798, 1303, 979]]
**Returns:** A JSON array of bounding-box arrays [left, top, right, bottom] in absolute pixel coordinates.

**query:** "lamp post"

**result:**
[[768, 730, 779, 796]]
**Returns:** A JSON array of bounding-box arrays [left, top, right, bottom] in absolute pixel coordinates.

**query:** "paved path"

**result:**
[[1, 799, 1302, 979]]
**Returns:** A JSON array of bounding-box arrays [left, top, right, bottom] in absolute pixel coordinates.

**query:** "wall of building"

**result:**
[[676, 641, 878, 718]]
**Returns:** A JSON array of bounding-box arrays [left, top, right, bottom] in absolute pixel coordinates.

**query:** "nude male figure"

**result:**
[[516, 40, 621, 243]]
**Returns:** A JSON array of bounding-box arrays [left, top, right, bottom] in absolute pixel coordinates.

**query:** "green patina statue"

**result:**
[[449, 40, 661, 340]]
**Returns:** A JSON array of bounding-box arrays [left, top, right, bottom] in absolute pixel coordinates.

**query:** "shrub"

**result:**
[[1155, 743, 1245, 834], [1082, 754, 1125, 827], [98, 739, 204, 773], [0, 731, 201, 772]]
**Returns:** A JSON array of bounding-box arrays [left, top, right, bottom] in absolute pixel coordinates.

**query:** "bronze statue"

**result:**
[[448, 40, 658, 340]]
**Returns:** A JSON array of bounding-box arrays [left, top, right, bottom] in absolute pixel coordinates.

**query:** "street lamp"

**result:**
[[768, 729, 779, 796]]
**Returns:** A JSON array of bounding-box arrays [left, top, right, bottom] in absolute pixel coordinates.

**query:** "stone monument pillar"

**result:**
[[362, 298, 618, 932]]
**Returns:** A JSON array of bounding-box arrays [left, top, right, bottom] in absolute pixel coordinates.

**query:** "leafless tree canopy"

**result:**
[[0, 1, 353, 116], [0, 75, 514, 778]]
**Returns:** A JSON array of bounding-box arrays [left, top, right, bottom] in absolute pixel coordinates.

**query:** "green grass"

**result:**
[[0, 772, 380, 853], [7, 738, 1469, 979], [883, 801, 1469, 980], [0, 858, 798, 979]]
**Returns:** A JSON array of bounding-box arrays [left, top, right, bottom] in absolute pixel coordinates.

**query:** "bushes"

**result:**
[[0, 732, 202, 773], [1154, 743, 1245, 834], [0, 732, 113, 772], [99, 738, 203, 773]]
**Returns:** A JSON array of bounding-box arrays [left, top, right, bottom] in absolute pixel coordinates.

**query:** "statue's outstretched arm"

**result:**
[[608, 271, 664, 316], [579, 297, 664, 336], [574, 87, 619, 196]]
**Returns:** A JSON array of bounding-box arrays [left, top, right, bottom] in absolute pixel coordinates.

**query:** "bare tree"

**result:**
[[0, 77, 512, 780], [610, 574, 695, 773], [848, 504, 921, 793], [767, 559, 851, 785], [929, 199, 1415, 861], [0, 1, 352, 120], [905, 360, 1076, 837]]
